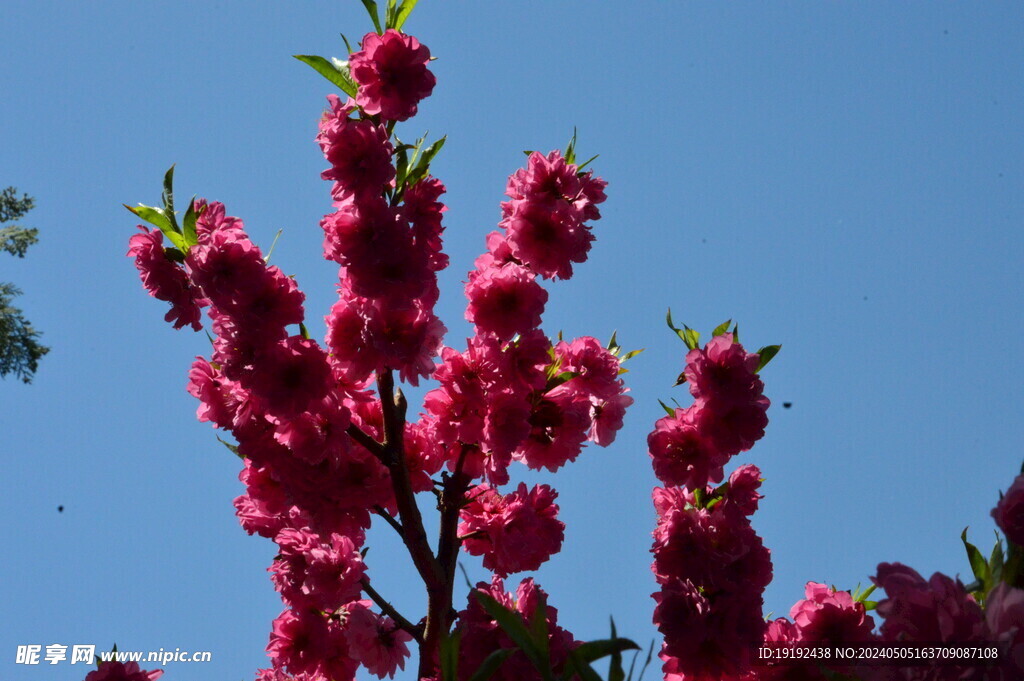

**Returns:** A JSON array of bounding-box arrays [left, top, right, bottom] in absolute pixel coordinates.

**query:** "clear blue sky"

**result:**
[[3, 2, 1022, 680]]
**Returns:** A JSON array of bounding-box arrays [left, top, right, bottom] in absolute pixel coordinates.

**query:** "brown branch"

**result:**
[[345, 422, 385, 461], [373, 505, 404, 536], [361, 577, 424, 644]]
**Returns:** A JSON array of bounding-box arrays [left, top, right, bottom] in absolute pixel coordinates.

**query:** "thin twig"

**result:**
[[346, 423, 385, 460], [361, 577, 424, 644], [373, 505, 404, 536]]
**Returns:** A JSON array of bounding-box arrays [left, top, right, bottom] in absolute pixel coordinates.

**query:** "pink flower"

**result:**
[[554, 336, 622, 401], [652, 487, 773, 594], [127, 226, 205, 330], [654, 579, 765, 681], [403, 175, 448, 272], [349, 30, 436, 122], [465, 262, 548, 341], [872, 563, 986, 643], [266, 608, 357, 681], [502, 199, 592, 280], [992, 473, 1024, 547], [684, 333, 762, 405], [459, 483, 565, 576], [986, 582, 1024, 677], [271, 528, 365, 611], [85, 661, 163, 681], [588, 392, 633, 446], [790, 582, 876, 643], [244, 337, 334, 417], [455, 577, 578, 681], [187, 356, 243, 429], [505, 151, 584, 207], [194, 199, 246, 244], [514, 387, 592, 472], [648, 405, 729, 489], [234, 459, 291, 538], [725, 464, 764, 516], [344, 602, 413, 679], [317, 95, 395, 200], [482, 391, 533, 458]]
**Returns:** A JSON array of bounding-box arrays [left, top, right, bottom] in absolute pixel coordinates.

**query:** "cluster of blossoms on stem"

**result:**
[[125, 8, 631, 677], [647, 329, 773, 681]]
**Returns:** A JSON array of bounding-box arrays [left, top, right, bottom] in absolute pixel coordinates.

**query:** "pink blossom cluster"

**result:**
[[458, 483, 565, 577], [454, 577, 579, 681], [992, 473, 1024, 547], [647, 331, 773, 681], [648, 333, 769, 490]]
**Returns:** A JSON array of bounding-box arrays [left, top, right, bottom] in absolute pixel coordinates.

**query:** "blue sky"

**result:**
[[2, 2, 1022, 680]]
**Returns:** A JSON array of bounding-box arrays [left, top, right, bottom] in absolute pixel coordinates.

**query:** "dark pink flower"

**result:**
[[986, 582, 1024, 678], [404, 175, 449, 272], [350, 30, 436, 122], [187, 356, 243, 429], [344, 601, 413, 679], [725, 464, 764, 516], [790, 582, 876, 643], [244, 337, 334, 417], [271, 528, 365, 611], [502, 199, 592, 280], [466, 262, 548, 341], [514, 387, 592, 472], [554, 336, 622, 401], [459, 483, 565, 576], [648, 405, 729, 489], [872, 563, 986, 644], [234, 459, 291, 539], [266, 608, 357, 681], [194, 199, 246, 244], [85, 661, 163, 681], [317, 95, 394, 200], [993, 473, 1024, 547], [588, 392, 633, 446], [127, 226, 205, 330], [505, 151, 583, 206]]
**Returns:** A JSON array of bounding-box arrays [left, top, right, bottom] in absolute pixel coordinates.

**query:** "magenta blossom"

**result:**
[[790, 582, 876, 643], [344, 601, 413, 679], [127, 226, 205, 330], [872, 562, 986, 644], [992, 473, 1024, 546], [648, 405, 728, 489], [465, 262, 548, 341], [349, 30, 436, 121], [317, 95, 394, 200]]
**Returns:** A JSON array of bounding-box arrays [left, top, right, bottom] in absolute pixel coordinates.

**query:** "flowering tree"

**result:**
[[119, 3, 1023, 681]]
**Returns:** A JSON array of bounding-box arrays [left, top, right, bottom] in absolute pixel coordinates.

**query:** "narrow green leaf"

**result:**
[[407, 135, 447, 187], [162, 165, 178, 230], [217, 436, 243, 459], [862, 600, 878, 611], [530, 593, 551, 670], [330, 58, 361, 98], [658, 400, 676, 417], [681, 325, 700, 351], [439, 630, 461, 681], [394, 0, 420, 30], [161, 228, 189, 252], [573, 638, 641, 665], [562, 650, 602, 681], [635, 640, 654, 681], [474, 592, 551, 681], [608, 331, 620, 354], [298, 322, 312, 340], [853, 584, 877, 603], [294, 55, 358, 98], [577, 153, 599, 172], [182, 196, 201, 247], [674, 371, 687, 386], [564, 127, 578, 165], [608, 619, 626, 681], [621, 349, 644, 361], [665, 308, 679, 332], [385, 0, 398, 29], [755, 345, 781, 372], [359, 0, 383, 33], [264, 229, 284, 263], [340, 33, 355, 55], [990, 536, 1005, 584], [712, 319, 732, 337], [523, 150, 535, 157], [467, 649, 514, 681], [125, 204, 172, 233], [962, 528, 990, 592]]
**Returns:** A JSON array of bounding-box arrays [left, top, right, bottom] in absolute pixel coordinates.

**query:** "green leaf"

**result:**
[[294, 55, 359, 98], [573, 637, 641, 666], [182, 196, 202, 247], [755, 345, 781, 372], [577, 153, 599, 172], [385, 0, 398, 29], [217, 436, 243, 459], [608, 331, 620, 354], [852, 584, 877, 603], [360, 0, 384, 33], [564, 127, 578, 165], [439, 630, 461, 681], [990, 535, 1005, 584], [712, 319, 732, 337], [530, 592, 551, 669], [562, 650, 602, 681], [962, 528, 990, 592], [474, 591, 551, 681], [340, 33, 355, 55], [608, 619, 625, 681], [680, 325, 700, 351], [298, 322, 312, 340], [621, 349, 644, 361], [673, 371, 686, 386], [406, 135, 447, 187], [634, 640, 654, 681], [124, 204, 172, 233], [658, 399, 676, 417], [162, 165, 178, 231], [394, 0, 420, 30], [467, 649, 514, 681]]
